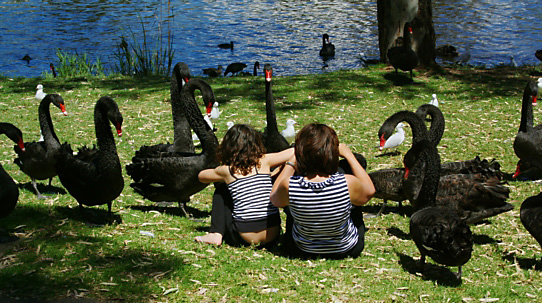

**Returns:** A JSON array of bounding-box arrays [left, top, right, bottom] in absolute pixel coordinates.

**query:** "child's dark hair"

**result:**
[[217, 124, 266, 175], [295, 123, 339, 175]]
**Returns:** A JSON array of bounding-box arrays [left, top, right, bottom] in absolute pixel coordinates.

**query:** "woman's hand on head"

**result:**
[[338, 143, 352, 158]]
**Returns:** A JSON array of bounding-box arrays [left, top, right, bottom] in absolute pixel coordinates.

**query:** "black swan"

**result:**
[[379, 110, 512, 223], [405, 135, 473, 280], [536, 50, 542, 62], [513, 80, 542, 180], [520, 192, 542, 263], [22, 54, 31, 64], [387, 22, 418, 81], [203, 66, 223, 77], [170, 62, 211, 153], [218, 41, 234, 50], [129, 64, 216, 158], [55, 96, 124, 215], [50, 63, 57, 78], [0, 123, 25, 219], [436, 44, 459, 58], [14, 94, 67, 199], [261, 64, 289, 153], [410, 207, 473, 280], [224, 62, 248, 76], [319, 34, 335, 58], [242, 61, 260, 76], [371, 110, 429, 212], [126, 79, 219, 216]]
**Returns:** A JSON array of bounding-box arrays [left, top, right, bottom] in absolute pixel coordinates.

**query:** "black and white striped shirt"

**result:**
[[288, 173, 358, 254], [228, 174, 279, 223]]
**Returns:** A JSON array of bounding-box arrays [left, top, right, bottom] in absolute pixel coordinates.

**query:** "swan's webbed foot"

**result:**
[[178, 201, 190, 217], [418, 254, 426, 276], [455, 266, 463, 281], [32, 179, 48, 199], [376, 200, 388, 217]]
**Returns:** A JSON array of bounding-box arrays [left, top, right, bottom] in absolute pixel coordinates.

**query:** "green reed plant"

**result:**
[[54, 49, 105, 78], [113, 1, 175, 77]]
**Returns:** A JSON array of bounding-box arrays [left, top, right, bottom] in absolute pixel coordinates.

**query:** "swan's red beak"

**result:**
[[265, 69, 272, 82], [206, 102, 213, 116], [17, 138, 25, 152], [408, 26, 413, 34], [533, 95, 537, 106], [512, 163, 521, 179], [115, 122, 122, 137], [379, 133, 386, 150], [59, 103, 68, 116], [404, 167, 410, 179]]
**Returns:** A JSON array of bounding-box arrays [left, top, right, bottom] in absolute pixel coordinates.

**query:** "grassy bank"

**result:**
[[0, 64, 541, 302]]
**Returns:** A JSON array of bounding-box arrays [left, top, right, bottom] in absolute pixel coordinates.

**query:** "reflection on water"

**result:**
[[0, 0, 541, 78]]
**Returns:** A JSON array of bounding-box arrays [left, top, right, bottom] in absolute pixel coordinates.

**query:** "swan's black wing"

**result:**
[[127, 153, 210, 202], [520, 193, 542, 248], [14, 141, 57, 180], [56, 143, 123, 206], [410, 207, 472, 267], [0, 165, 18, 219], [369, 168, 406, 203]]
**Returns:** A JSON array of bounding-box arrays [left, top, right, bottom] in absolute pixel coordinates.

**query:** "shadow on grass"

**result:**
[[396, 252, 463, 287], [360, 202, 413, 218], [18, 182, 67, 197], [473, 233, 499, 245], [55, 206, 123, 226], [383, 72, 423, 87], [502, 251, 541, 270], [387, 226, 410, 240], [0, 204, 190, 301], [130, 204, 210, 219]]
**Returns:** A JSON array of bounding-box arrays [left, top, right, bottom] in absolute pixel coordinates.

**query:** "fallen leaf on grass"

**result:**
[[479, 298, 499, 302], [163, 287, 178, 295]]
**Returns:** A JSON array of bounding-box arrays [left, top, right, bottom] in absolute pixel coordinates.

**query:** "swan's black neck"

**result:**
[[402, 22, 413, 49], [181, 79, 218, 155], [379, 110, 427, 145], [171, 63, 195, 153], [405, 138, 441, 209], [94, 97, 120, 154], [415, 104, 445, 147], [0, 122, 22, 145], [265, 77, 279, 134], [253, 62, 259, 76], [38, 94, 61, 150], [519, 80, 537, 133]]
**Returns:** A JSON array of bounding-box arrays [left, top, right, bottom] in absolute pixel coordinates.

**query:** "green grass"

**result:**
[[1, 64, 542, 302]]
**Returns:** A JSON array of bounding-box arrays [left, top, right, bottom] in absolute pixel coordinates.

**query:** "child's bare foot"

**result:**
[[195, 233, 223, 246]]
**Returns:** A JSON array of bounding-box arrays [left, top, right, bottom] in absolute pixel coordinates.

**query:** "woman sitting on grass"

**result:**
[[196, 124, 294, 247], [271, 123, 375, 259]]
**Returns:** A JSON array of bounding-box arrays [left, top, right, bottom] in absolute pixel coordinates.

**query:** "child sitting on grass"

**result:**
[[196, 124, 293, 247]]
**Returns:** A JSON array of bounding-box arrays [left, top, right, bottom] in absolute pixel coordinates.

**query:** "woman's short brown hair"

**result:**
[[217, 124, 265, 175], [295, 123, 339, 176]]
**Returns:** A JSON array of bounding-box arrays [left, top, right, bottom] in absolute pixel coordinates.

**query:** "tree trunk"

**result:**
[[377, 0, 436, 67]]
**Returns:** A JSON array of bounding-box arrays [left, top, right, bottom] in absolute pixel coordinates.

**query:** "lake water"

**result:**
[[0, 0, 541, 78]]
